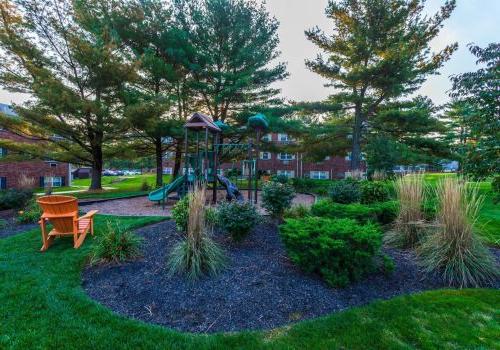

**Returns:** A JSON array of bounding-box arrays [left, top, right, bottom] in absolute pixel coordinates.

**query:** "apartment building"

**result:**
[[0, 103, 71, 190]]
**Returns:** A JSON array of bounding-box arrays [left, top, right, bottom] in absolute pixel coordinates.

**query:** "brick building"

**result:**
[[0, 103, 71, 190], [163, 132, 362, 180]]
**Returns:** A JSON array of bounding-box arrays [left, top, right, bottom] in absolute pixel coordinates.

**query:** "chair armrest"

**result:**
[[76, 210, 99, 221]]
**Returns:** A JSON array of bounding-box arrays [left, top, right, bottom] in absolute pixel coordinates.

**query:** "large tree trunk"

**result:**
[[155, 137, 163, 188], [350, 105, 363, 171], [89, 146, 103, 190], [172, 140, 183, 180]]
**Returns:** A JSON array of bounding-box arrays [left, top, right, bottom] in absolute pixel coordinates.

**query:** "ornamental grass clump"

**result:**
[[384, 175, 426, 248], [89, 221, 143, 265], [167, 185, 225, 280], [418, 178, 498, 288]]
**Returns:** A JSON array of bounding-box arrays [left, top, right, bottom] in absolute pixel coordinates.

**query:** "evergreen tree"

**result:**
[[175, 0, 288, 122], [0, 0, 135, 190], [306, 0, 457, 170], [450, 43, 499, 178]]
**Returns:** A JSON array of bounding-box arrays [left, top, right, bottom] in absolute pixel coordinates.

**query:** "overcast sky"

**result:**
[[1, 0, 499, 106]]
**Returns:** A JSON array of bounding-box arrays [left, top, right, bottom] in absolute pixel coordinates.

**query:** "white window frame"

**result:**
[[278, 133, 291, 142], [278, 153, 295, 161], [310, 171, 329, 180], [277, 170, 294, 178], [163, 167, 173, 175], [46, 176, 63, 187], [260, 152, 271, 160]]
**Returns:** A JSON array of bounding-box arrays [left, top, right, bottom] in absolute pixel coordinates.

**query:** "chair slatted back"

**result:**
[[37, 195, 78, 233]]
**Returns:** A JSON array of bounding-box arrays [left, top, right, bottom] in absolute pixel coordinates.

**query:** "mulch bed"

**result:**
[[0, 209, 38, 239], [82, 221, 499, 333]]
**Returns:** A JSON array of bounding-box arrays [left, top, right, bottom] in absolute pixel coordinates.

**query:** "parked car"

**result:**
[[103, 170, 116, 176]]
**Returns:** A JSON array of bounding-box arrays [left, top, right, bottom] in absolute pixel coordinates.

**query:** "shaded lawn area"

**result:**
[[0, 215, 499, 349], [35, 174, 172, 199]]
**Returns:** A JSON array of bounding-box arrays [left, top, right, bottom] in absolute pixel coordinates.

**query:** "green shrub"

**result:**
[[360, 181, 390, 204], [216, 201, 260, 242], [171, 195, 190, 232], [140, 179, 151, 191], [0, 218, 8, 230], [261, 181, 295, 219], [16, 199, 42, 224], [0, 189, 33, 210], [328, 180, 361, 204], [291, 178, 331, 194], [492, 176, 500, 204], [284, 204, 311, 219], [280, 217, 383, 287], [89, 221, 143, 265], [271, 174, 290, 184], [311, 199, 398, 225]]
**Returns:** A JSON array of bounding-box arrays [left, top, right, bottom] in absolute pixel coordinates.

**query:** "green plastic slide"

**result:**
[[148, 175, 186, 202]]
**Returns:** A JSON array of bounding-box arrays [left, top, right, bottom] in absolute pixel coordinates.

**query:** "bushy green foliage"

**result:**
[[271, 174, 290, 184], [0, 218, 8, 230], [291, 178, 331, 194], [280, 217, 384, 287], [216, 201, 260, 242], [171, 195, 190, 232], [89, 221, 143, 265], [311, 199, 398, 225], [261, 181, 295, 219], [360, 181, 391, 204], [284, 204, 311, 219], [492, 176, 500, 204], [0, 189, 33, 210], [16, 199, 42, 224], [328, 180, 361, 204]]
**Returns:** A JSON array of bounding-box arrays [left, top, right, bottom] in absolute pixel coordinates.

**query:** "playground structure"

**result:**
[[148, 112, 269, 206]]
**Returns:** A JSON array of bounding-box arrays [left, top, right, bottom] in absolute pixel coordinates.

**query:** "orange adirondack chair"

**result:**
[[36, 195, 98, 252]]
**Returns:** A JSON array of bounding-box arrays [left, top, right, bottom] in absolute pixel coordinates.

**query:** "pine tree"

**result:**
[[175, 0, 288, 122], [306, 0, 457, 171], [0, 0, 135, 190], [450, 43, 499, 178]]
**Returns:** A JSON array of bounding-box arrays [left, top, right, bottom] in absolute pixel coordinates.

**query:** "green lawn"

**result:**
[[36, 174, 172, 199], [0, 215, 498, 349]]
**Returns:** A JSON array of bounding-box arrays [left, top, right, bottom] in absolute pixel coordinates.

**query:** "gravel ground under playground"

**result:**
[[82, 220, 500, 333]]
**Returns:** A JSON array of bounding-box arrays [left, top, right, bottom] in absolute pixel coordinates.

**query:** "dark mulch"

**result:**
[[0, 211, 38, 239], [82, 221, 499, 334]]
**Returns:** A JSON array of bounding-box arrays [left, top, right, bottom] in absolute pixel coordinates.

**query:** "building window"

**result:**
[[0, 177, 6, 189], [310, 171, 329, 180], [278, 153, 294, 161], [261, 133, 272, 142], [278, 133, 291, 142], [0, 148, 6, 157], [163, 167, 173, 175], [277, 170, 294, 178], [44, 176, 64, 187], [345, 152, 366, 161], [260, 152, 271, 160]]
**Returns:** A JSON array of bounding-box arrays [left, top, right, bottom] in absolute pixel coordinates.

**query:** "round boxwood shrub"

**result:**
[[216, 201, 260, 242], [360, 181, 391, 204], [261, 181, 295, 219], [311, 199, 398, 225], [280, 217, 384, 287], [328, 180, 361, 204], [171, 195, 190, 232]]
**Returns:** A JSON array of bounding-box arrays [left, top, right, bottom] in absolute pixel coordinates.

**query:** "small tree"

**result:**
[[261, 181, 295, 220]]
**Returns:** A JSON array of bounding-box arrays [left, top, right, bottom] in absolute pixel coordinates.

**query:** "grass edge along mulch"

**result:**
[[0, 215, 499, 350]]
